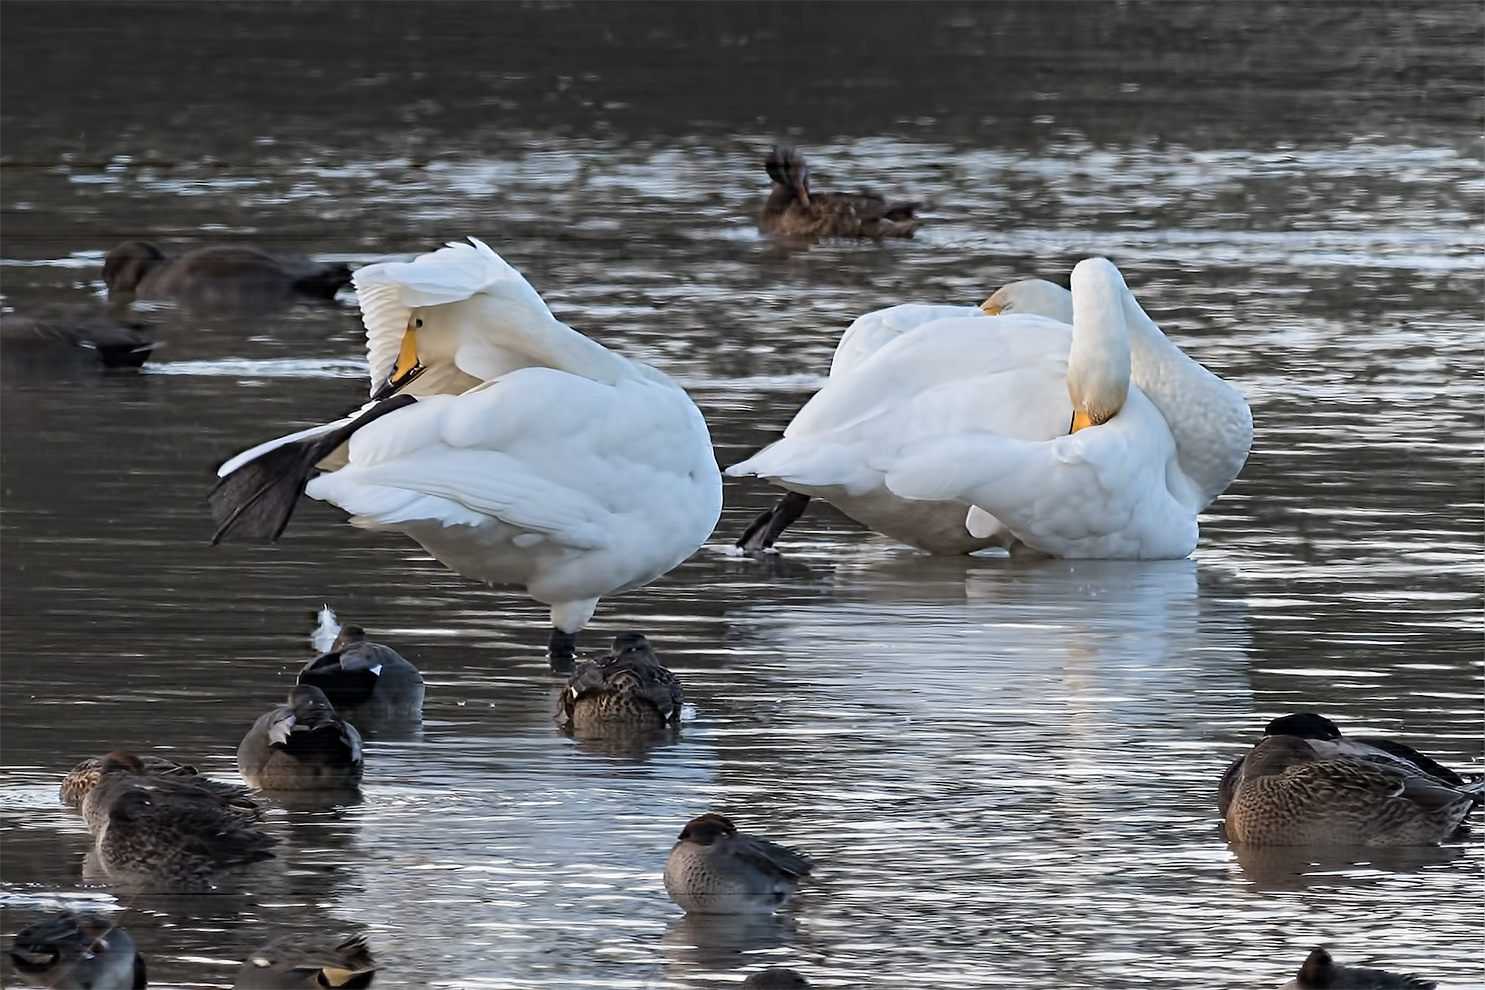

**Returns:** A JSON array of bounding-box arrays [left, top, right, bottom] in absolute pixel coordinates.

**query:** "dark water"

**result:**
[[2, 2, 1482, 988]]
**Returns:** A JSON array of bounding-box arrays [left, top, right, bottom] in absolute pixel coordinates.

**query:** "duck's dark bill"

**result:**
[[209, 394, 417, 544]]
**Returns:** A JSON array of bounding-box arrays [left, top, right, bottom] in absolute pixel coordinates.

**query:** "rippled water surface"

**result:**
[[2, 3, 1482, 988]]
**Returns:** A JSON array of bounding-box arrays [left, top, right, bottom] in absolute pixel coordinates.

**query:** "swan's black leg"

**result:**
[[547, 628, 578, 675], [735, 491, 812, 552]]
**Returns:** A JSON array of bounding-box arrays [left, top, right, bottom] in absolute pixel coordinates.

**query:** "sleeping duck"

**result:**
[[758, 146, 918, 239], [102, 239, 352, 313], [298, 620, 425, 724]]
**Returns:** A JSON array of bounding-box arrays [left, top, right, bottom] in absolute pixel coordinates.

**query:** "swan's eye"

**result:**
[[414, 318, 424, 328]]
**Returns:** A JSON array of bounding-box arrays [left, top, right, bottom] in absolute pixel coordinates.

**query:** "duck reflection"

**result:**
[[661, 911, 804, 980], [1225, 839, 1466, 893]]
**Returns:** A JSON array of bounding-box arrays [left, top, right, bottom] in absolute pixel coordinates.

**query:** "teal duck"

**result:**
[[85, 755, 277, 890], [1218, 712, 1481, 815], [8, 911, 146, 990], [743, 968, 811, 988], [558, 632, 683, 732], [102, 239, 352, 312], [0, 314, 156, 371], [758, 146, 918, 239], [233, 933, 377, 989], [237, 685, 365, 791], [64, 750, 257, 817], [663, 813, 814, 914], [297, 623, 425, 722], [1279, 946, 1436, 989], [1224, 735, 1481, 846]]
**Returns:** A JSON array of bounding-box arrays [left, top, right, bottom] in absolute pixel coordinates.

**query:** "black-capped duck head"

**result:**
[[1244, 735, 1318, 777], [331, 623, 369, 652], [764, 146, 810, 206], [677, 812, 738, 845], [101, 240, 169, 297], [610, 631, 653, 659], [1264, 712, 1342, 741], [287, 684, 336, 715], [97, 751, 147, 776]]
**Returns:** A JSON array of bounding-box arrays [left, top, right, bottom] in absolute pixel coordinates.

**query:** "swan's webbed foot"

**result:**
[[735, 491, 811, 553], [547, 628, 578, 675]]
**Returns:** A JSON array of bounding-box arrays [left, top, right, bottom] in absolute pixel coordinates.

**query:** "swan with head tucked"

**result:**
[[211, 237, 722, 670], [727, 260, 1250, 556]]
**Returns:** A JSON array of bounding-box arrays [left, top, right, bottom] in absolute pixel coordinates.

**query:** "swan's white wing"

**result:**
[[883, 389, 1199, 559], [830, 303, 986, 377], [306, 369, 714, 554], [355, 237, 555, 396]]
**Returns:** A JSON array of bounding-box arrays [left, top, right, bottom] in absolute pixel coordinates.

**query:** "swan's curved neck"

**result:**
[[1067, 263, 1131, 427], [1120, 294, 1253, 505]]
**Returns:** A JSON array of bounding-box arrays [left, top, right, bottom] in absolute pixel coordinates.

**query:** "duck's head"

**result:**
[[1243, 735, 1318, 777], [677, 812, 738, 845], [981, 278, 1074, 324], [1296, 946, 1335, 985], [97, 751, 147, 776], [287, 684, 336, 715], [331, 624, 369, 652], [610, 631, 654, 660], [1265, 713, 1343, 741], [764, 146, 810, 206], [102, 240, 168, 297]]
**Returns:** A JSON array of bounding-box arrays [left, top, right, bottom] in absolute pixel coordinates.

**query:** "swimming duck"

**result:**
[[102, 239, 352, 313], [742, 968, 812, 989], [8, 911, 147, 990], [77, 751, 261, 832], [233, 933, 377, 989], [730, 259, 1250, 557], [297, 621, 425, 722], [1217, 712, 1481, 816], [237, 685, 364, 791], [1278, 946, 1437, 989], [1224, 735, 1481, 846], [210, 237, 722, 671], [758, 145, 918, 239], [0, 313, 156, 371], [557, 632, 683, 731], [663, 813, 814, 914], [86, 763, 278, 890], [61, 750, 253, 812]]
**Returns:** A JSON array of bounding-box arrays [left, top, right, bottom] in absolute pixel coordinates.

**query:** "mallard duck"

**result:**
[[86, 760, 278, 890], [102, 239, 352, 312], [1224, 735, 1481, 846], [1218, 712, 1481, 816], [210, 237, 722, 671], [0, 314, 156, 371], [663, 813, 814, 914], [233, 933, 377, 989], [758, 146, 918, 239], [742, 968, 811, 989], [730, 259, 1251, 557], [1278, 946, 1437, 989], [237, 685, 364, 791], [557, 632, 683, 731], [297, 620, 425, 722], [8, 912, 147, 990], [77, 751, 261, 832], [61, 750, 253, 812]]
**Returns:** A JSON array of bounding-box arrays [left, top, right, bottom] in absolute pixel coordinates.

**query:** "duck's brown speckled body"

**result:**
[[558, 632, 683, 732], [1225, 735, 1481, 846], [758, 146, 918, 239]]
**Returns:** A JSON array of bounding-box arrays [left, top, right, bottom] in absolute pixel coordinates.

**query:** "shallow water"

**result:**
[[1, 2, 1482, 988]]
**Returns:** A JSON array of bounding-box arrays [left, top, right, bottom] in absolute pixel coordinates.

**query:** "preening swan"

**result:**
[[727, 258, 1251, 557], [211, 238, 722, 669]]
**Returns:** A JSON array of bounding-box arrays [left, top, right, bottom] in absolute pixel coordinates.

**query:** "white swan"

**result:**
[[211, 237, 722, 668], [727, 259, 1250, 557]]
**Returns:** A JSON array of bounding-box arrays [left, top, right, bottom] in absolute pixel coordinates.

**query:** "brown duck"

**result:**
[[0, 314, 156, 370], [558, 632, 683, 732], [233, 933, 377, 989], [102, 239, 352, 312], [663, 812, 814, 914], [76, 751, 261, 829], [758, 146, 918, 239], [1224, 735, 1482, 846], [8, 911, 147, 990]]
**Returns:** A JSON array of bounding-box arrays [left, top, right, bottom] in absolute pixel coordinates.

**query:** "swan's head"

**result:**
[[764, 146, 810, 205], [980, 278, 1073, 323], [1065, 258, 1132, 431]]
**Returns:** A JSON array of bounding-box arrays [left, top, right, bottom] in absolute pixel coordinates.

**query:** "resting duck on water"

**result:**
[[758, 145, 919, 239], [210, 237, 722, 671]]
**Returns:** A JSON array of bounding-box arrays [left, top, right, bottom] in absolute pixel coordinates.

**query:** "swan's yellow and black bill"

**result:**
[[1069, 409, 1096, 433], [372, 319, 426, 400]]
